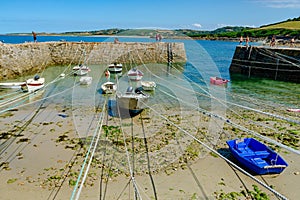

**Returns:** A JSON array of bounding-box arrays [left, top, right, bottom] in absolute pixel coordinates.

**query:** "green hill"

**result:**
[[260, 21, 300, 30], [9, 17, 300, 39], [260, 17, 300, 30]]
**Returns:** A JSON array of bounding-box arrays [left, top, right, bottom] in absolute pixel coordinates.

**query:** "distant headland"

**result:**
[[4, 17, 300, 41]]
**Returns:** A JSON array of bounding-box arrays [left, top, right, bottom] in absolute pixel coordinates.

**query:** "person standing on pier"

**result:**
[[239, 36, 243, 45], [32, 31, 37, 43], [246, 36, 249, 47]]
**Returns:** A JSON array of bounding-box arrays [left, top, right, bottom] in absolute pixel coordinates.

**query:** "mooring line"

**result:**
[[70, 99, 106, 200], [139, 112, 158, 200], [142, 101, 288, 200]]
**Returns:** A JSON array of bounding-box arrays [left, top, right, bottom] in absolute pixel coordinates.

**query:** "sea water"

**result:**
[[0, 35, 299, 111]]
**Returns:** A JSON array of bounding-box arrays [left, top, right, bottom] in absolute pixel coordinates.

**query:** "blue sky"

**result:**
[[0, 0, 300, 34]]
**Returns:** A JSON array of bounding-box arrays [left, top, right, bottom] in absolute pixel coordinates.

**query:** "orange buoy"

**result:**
[[105, 70, 110, 79]]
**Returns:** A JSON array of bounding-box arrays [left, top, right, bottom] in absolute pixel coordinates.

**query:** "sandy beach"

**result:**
[[0, 90, 299, 200]]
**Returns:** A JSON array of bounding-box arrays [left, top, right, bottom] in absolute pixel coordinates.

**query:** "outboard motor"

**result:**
[[34, 74, 40, 80], [135, 87, 145, 95], [126, 86, 134, 93]]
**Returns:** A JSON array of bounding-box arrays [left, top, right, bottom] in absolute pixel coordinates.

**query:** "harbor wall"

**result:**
[[0, 42, 186, 80], [229, 45, 300, 83]]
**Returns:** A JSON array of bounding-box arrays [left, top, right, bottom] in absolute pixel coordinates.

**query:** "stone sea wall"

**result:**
[[229, 45, 300, 83], [0, 42, 186, 80]]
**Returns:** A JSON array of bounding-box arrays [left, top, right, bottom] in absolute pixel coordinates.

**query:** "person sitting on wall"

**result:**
[[290, 37, 295, 47], [270, 35, 276, 47]]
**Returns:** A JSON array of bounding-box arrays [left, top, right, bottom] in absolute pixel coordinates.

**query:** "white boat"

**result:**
[[287, 108, 300, 112], [80, 76, 92, 85], [141, 81, 156, 91], [101, 81, 117, 94], [116, 87, 149, 113], [73, 64, 90, 76], [20, 75, 45, 93], [108, 63, 123, 73], [210, 77, 230, 85], [127, 68, 143, 81], [0, 82, 25, 89]]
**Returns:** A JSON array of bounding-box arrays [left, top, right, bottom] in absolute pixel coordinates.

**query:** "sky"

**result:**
[[0, 0, 300, 34]]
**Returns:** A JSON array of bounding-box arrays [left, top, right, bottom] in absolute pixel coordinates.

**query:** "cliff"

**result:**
[[0, 42, 186, 80]]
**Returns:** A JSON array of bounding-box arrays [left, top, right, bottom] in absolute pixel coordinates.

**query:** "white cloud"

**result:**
[[216, 24, 256, 28], [253, 0, 300, 8], [192, 23, 202, 28]]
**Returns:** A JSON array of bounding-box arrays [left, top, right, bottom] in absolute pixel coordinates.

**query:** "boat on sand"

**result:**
[[116, 86, 149, 115], [101, 82, 117, 94], [20, 75, 45, 93], [226, 138, 288, 175], [141, 81, 156, 91]]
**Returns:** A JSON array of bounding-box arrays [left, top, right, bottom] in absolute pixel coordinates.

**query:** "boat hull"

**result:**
[[116, 92, 149, 111], [127, 68, 143, 81], [21, 77, 45, 93], [226, 138, 288, 175], [80, 76, 92, 85], [210, 77, 229, 85], [0, 82, 25, 89], [141, 81, 156, 91], [101, 82, 117, 94], [108, 64, 123, 73], [73, 65, 90, 76]]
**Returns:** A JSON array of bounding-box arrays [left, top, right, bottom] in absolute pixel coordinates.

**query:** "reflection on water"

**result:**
[[1, 62, 299, 116], [0, 39, 299, 117]]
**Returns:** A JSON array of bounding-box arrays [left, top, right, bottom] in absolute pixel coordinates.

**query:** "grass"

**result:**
[[260, 21, 300, 30]]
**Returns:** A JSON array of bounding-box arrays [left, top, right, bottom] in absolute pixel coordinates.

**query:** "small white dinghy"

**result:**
[[108, 63, 123, 73], [101, 81, 117, 94], [73, 64, 90, 76], [21, 75, 45, 93], [0, 82, 26, 89], [80, 76, 92, 85], [141, 81, 156, 91]]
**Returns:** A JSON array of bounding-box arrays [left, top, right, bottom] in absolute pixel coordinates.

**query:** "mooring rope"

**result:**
[[139, 112, 158, 200], [142, 101, 288, 200], [158, 87, 300, 156], [70, 99, 106, 200]]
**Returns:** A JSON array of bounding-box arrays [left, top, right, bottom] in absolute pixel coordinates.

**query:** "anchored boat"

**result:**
[[101, 81, 117, 94], [210, 77, 230, 85], [226, 138, 288, 175], [20, 75, 45, 93], [108, 63, 123, 73], [73, 64, 90, 76], [127, 68, 143, 81], [116, 86, 149, 114], [0, 82, 25, 89], [79, 76, 92, 85], [141, 81, 156, 91]]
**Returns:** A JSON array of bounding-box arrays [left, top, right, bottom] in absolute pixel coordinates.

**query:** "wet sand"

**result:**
[[0, 93, 300, 200]]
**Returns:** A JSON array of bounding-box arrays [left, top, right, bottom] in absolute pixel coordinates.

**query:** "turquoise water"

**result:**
[[0, 35, 299, 110]]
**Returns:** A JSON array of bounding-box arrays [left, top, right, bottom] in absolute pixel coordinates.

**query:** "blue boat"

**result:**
[[226, 138, 288, 175]]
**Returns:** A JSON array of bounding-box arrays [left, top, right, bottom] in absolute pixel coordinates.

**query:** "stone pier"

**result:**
[[229, 45, 300, 83], [0, 42, 186, 80]]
